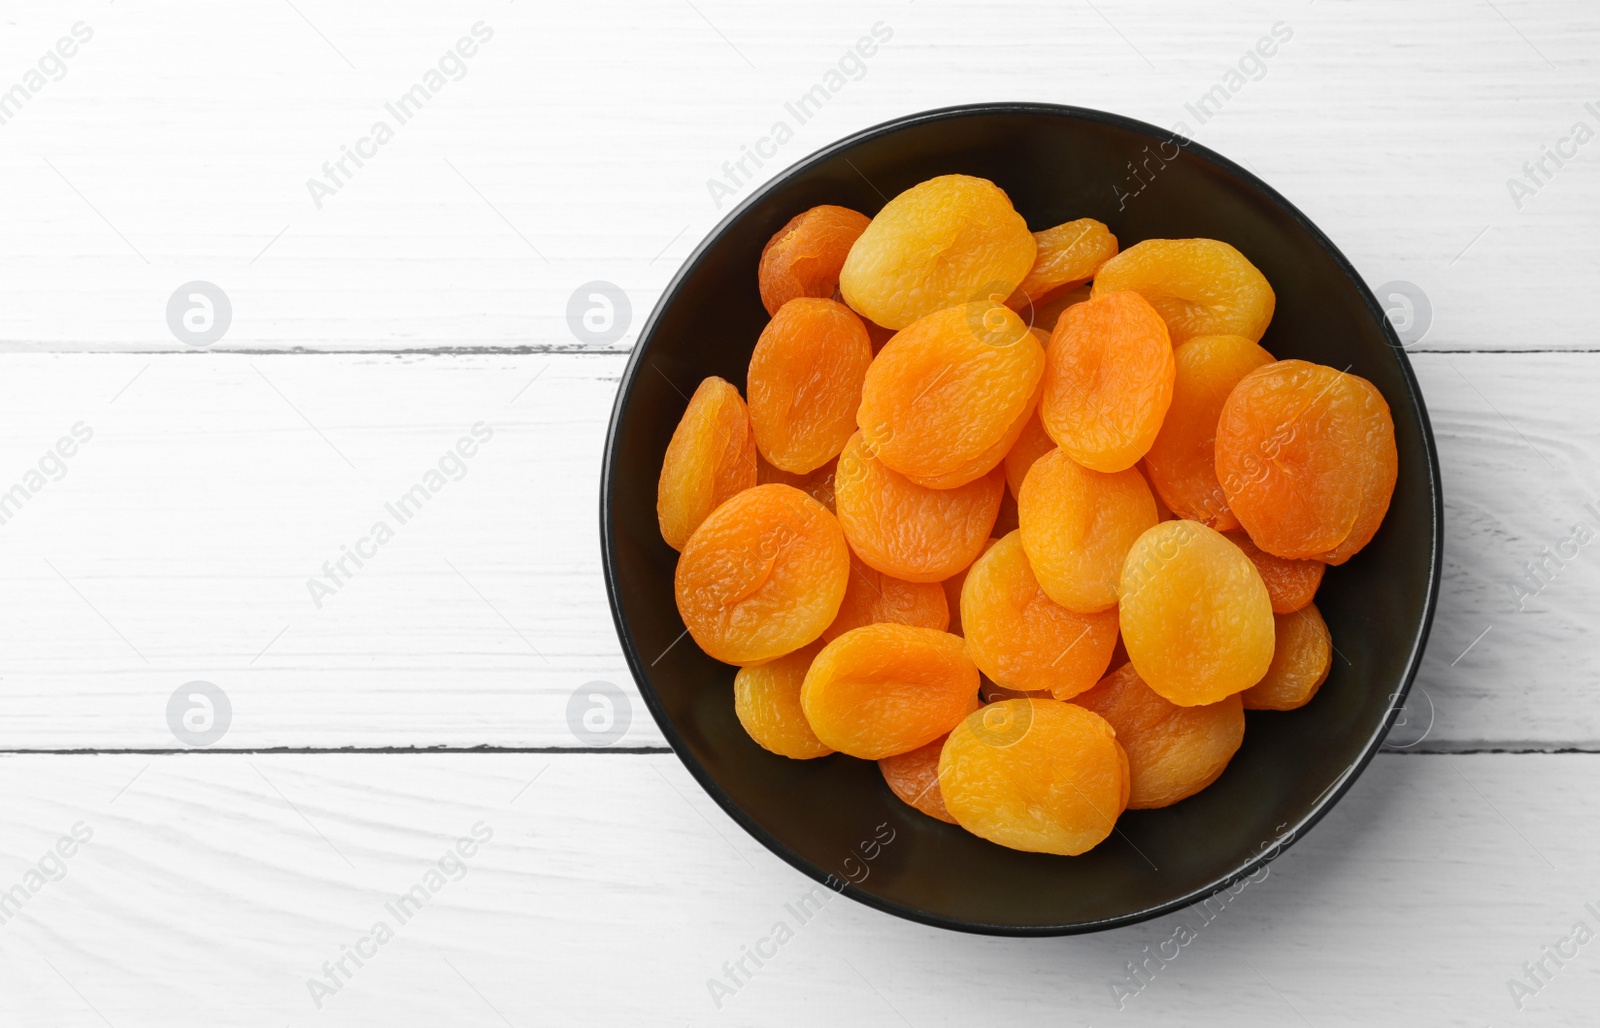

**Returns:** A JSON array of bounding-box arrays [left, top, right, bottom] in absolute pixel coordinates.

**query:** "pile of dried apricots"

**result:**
[[657, 173, 1397, 857]]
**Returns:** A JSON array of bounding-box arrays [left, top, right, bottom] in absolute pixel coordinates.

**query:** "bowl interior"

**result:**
[[602, 104, 1440, 934]]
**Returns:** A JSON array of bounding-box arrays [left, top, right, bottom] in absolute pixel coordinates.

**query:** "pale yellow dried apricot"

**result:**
[[734, 641, 833, 758], [840, 174, 1036, 329], [674, 484, 848, 665], [1092, 238, 1275, 344], [800, 624, 979, 759], [939, 699, 1129, 855], [747, 297, 872, 473], [1119, 520, 1275, 705]]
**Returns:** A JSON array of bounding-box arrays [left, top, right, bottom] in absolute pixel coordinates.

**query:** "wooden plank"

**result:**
[[0, 348, 1590, 750], [0, 0, 1592, 352], [0, 751, 1593, 1025]]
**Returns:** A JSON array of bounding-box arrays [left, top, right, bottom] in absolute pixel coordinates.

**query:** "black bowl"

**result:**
[[601, 103, 1442, 935]]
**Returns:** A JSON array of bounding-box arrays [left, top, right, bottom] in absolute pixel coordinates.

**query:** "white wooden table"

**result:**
[[0, 0, 1595, 1023]]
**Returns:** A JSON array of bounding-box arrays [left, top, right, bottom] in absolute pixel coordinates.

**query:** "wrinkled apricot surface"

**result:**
[[734, 641, 833, 759], [1142, 334, 1274, 529], [1006, 218, 1118, 310], [658, 376, 758, 551], [1225, 530, 1324, 613], [674, 484, 849, 665], [840, 174, 1036, 330], [960, 532, 1119, 698], [1040, 290, 1175, 472], [1120, 520, 1275, 705], [1092, 238, 1275, 344], [1241, 604, 1334, 711], [748, 298, 873, 474], [834, 431, 1003, 583], [759, 205, 871, 316], [857, 302, 1045, 488], [939, 699, 1129, 856], [1216, 360, 1397, 560], [1073, 662, 1244, 809], [879, 734, 958, 823], [1018, 449, 1158, 613], [824, 550, 950, 641], [1002, 409, 1055, 499], [800, 624, 979, 759]]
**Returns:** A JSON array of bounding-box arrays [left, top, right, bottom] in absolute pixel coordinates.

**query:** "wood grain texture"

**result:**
[[0, 752, 1593, 1026], [0, 349, 1586, 749], [0, 0, 1593, 352]]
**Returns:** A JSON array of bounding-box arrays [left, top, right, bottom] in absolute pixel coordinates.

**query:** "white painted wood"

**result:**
[[0, 752, 1590, 1026], [0, 0, 1591, 352], [0, 349, 1587, 750]]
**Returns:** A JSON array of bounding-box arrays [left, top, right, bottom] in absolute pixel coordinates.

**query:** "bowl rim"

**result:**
[[599, 100, 1444, 936]]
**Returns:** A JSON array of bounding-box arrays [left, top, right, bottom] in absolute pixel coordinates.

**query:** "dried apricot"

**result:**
[[939, 699, 1129, 855], [800, 624, 979, 759], [1142, 334, 1274, 528], [834, 431, 1004, 583], [1018, 449, 1158, 613], [1072, 662, 1244, 809], [1002, 409, 1055, 498], [940, 537, 998, 636], [757, 454, 836, 512], [960, 532, 1119, 698], [840, 174, 1036, 330], [674, 483, 849, 665], [1006, 218, 1118, 309], [1215, 360, 1397, 560], [759, 205, 871, 316], [747, 298, 873, 474], [658, 376, 758, 551], [1241, 604, 1334, 711], [1120, 520, 1275, 705], [823, 550, 949, 641], [1224, 530, 1324, 613], [734, 641, 833, 758], [1039, 290, 1175, 472], [857, 302, 1045, 488], [879, 734, 958, 823], [1092, 238, 1275, 344]]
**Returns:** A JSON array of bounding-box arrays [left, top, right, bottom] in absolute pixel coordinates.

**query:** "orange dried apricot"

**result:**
[[834, 431, 1004, 583], [1018, 449, 1158, 613], [658, 376, 758, 551], [1119, 520, 1275, 705], [840, 174, 1036, 330], [747, 298, 873, 474], [1241, 604, 1334, 711], [1224, 530, 1324, 613], [800, 624, 979, 758], [1039, 290, 1175, 472], [960, 532, 1119, 698], [939, 699, 1129, 855], [823, 550, 949, 642], [857, 302, 1045, 488], [756, 453, 836, 512], [940, 537, 998, 636], [759, 205, 871, 316], [1142, 334, 1274, 528], [734, 641, 833, 758], [674, 483, 849, 665], [1215, 360, 1396, 560], [1002, 409, 1055, 498], [1006, 218, 1118, 310], [879, 734, 958, 823], [1092, 238, 1275, 344], [1072, 662, 1244, 809]]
